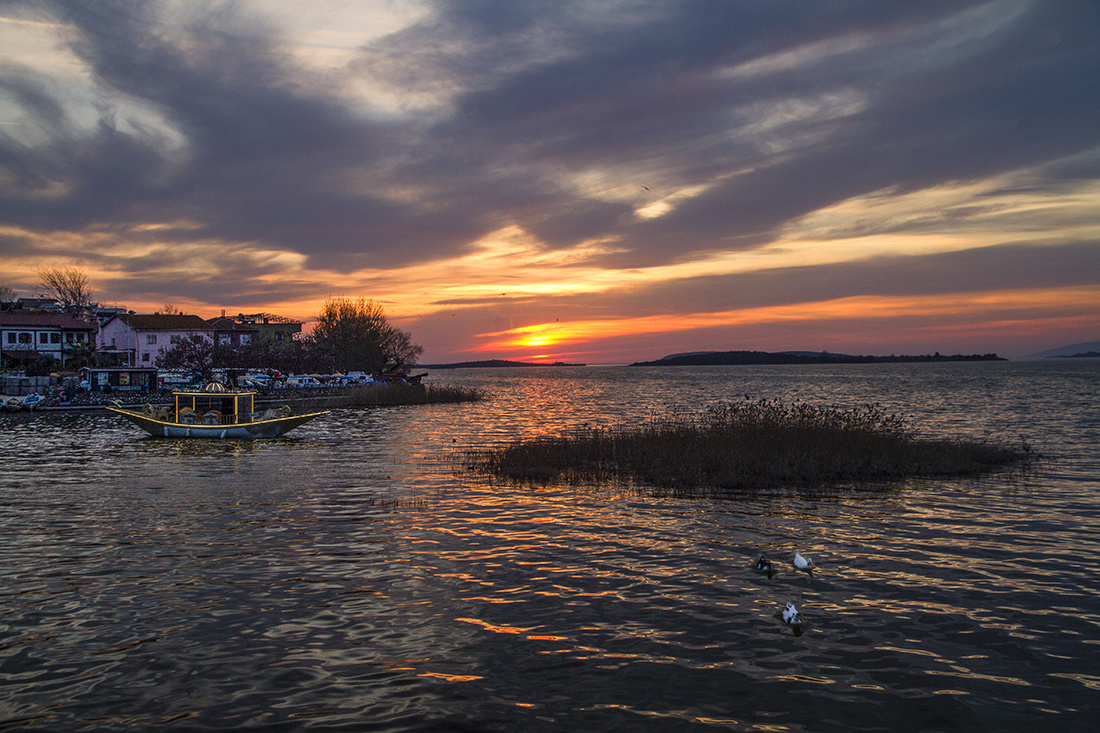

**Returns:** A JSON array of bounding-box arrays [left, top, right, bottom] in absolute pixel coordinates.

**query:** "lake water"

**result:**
[[1, 361, 1097, 731]]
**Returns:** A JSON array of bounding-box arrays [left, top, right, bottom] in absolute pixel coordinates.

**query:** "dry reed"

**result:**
[[467, 397, 1033, 493]]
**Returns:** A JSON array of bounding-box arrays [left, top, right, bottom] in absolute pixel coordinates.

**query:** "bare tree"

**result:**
[[311, 297, 422, 374], [36, 267, 93, 314], [0, 283, 14, 302], [158, 304, 182, 315], [155, 335, 215, 377]]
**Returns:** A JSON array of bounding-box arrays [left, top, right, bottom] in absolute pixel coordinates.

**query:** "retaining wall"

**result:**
[[1, 376, 54, 396]]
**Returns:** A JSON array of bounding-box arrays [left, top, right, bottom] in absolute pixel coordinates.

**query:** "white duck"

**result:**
[[782, 602, 803, 626], [793, 552, 814, 572]]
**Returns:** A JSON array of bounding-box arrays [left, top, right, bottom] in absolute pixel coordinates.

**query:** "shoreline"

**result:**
[[3, 386, 399, 412], [4, 381, 483, 413]]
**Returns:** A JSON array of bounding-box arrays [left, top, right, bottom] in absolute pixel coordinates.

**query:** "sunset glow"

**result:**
[[466, 286, 1100, 361], [1, 1, 1097, 362]]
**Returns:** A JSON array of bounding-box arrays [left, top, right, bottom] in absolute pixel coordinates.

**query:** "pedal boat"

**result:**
[[107, 382, 327, 439]]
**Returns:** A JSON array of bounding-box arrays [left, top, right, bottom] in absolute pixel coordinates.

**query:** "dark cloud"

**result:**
[[375, 0, 1100, 266], [0, 0, 475, 268], [630, 239, 1100, 314], [1, 0, 1098, 277], [103, 269, 327, 311]]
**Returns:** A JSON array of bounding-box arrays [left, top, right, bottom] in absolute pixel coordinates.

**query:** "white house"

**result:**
[[0, 311, 97, 369], [98, 314, 212, 367]]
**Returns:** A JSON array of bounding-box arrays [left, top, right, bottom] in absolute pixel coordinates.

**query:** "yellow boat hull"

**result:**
[[107, 406, 327, 439]]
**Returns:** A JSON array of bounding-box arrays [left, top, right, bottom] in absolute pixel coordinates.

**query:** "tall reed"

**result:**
[[467, 397, 1033, 493]]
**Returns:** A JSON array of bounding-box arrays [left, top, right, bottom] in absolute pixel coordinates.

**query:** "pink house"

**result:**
[[98, 314, 212, 367]]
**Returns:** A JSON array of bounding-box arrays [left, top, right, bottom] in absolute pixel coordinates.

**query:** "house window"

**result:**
[[147, 335, 157, 345], [66, 333, 75, 343], [18, 332, 31, 344], [275, 331, 285, 341], [51, 333, 61, 343], [5, 333, 13, 344], [142, 353, 150, 362], [219, 334, 231, 346], [240, 334, 252, 346], [110, 338, 116, 348], [170, 335, 181, 344], [39, 332, 49, 344]]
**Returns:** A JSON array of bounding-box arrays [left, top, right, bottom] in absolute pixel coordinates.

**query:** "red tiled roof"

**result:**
[[0, 312, 96, 330], [108, 314, 212, 331]]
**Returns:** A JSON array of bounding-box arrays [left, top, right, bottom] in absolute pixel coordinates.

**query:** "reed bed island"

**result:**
[[469, 398, 1033, 493]]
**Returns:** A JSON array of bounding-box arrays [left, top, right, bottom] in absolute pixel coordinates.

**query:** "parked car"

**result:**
[[158, 371, 191, 389], [241, 372, 272, 388], [339, 371, 375, 386]]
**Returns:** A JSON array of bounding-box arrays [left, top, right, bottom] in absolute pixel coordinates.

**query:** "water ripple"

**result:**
[[0, 361, 1097, 730]]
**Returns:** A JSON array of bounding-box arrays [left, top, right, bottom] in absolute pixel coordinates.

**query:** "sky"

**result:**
[[1, 0, 1099, 363]]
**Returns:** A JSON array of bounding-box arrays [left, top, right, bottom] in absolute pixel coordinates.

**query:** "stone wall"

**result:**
[[1, 376, 53, 396]]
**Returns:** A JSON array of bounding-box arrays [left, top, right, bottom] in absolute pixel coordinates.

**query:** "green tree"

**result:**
[[64, 340, 96, 370], [310, 297, 422, 374]]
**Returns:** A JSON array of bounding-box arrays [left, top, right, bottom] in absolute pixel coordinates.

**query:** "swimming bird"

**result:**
[[794, 552, 814, 571], [754, 555, 773, 574], [782, 602, 803, 626]]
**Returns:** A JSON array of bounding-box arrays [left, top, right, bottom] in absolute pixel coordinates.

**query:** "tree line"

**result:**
[[157, 297, 422, 377], [3, 269, 422, 377]]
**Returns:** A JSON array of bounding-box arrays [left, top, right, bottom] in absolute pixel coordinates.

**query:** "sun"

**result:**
[[518, 335, 556, 348]]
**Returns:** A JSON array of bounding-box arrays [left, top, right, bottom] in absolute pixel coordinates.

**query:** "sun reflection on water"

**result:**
[[0, 361, 1096, 729]]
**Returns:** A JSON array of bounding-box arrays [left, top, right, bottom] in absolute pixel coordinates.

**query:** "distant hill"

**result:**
[[630, 350, 1004, 367], [1026, 341, 1100, 359], [421, 359, 586, 369]]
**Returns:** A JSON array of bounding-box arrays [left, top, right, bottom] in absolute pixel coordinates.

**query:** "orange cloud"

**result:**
[[470, 286, 1100, 358]]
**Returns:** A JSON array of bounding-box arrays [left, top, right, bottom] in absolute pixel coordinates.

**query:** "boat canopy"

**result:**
[[174, 383, 255, 423]]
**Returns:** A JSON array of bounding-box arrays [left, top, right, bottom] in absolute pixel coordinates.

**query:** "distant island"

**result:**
[[422, 359, 586, 369], [1027, 340, 1100, 359], [630, 350, 1005, 367]]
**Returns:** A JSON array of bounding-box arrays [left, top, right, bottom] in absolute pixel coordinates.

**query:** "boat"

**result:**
[[1, 393, 41, 412], [107, 382, 328, 438]]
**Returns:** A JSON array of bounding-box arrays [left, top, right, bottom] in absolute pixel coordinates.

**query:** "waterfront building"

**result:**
[[81, 366, 160, 392], [223, 313, 302, 342], [206, 316, 262, 349], [0, 311, 97, 369], [97, 313, 212, 367]]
